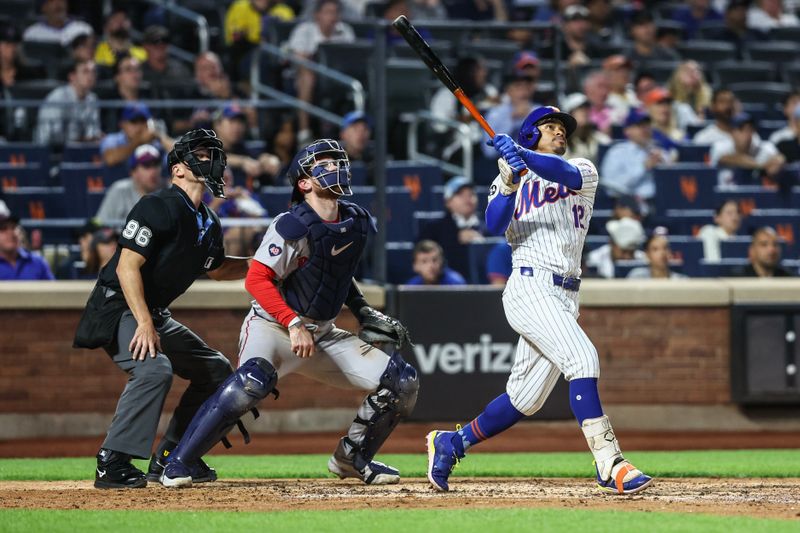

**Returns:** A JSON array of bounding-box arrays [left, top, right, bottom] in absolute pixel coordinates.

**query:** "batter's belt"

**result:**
[[518, 267, 581, 292]]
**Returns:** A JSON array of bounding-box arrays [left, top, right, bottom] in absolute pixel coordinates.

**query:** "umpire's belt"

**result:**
[[519, 267, 581, 292]]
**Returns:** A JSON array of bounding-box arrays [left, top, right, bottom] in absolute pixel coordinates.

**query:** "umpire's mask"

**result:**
[[168, 128, 228, 198]]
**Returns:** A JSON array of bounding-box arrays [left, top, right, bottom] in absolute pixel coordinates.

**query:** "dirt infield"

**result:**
[[1, 478, 799, 520]]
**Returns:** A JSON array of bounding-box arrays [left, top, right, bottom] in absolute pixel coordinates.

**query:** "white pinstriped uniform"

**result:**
[[488, 157, 600, 415]]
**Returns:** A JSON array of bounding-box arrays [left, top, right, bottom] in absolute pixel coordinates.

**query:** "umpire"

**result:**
[[74, 129, 250, 489]]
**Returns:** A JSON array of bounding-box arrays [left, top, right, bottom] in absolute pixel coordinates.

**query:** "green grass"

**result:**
[[1, 508, 797, 533], [1, 449, 799, 481]]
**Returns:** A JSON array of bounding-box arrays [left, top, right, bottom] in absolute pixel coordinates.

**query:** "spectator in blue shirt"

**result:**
[[405, 240, 466, 286], [100, 102, 172, 171], [486, 240, 512, 286], [671, 0, 723, 39], [0, 210, 54, 280]]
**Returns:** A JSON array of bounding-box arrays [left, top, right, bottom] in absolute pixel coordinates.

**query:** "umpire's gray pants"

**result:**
[[102, 310, 233, 459]]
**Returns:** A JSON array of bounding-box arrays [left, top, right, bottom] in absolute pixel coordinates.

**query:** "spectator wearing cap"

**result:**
[[212, 103, 280, 183], [418, 176, 485, 279], [703, 0, 767, 59], [480, 71, 540, 158], [539, 5, 599, 72], [627, 230, 688, 279], [769, 91, 800, 146], [776, 103, 800, 164], [0, 23, 46, 88], [671, 0, 723, 40], [586, 0, 615, 41], [0, 208, 54, 281], [601, 109, 673, 203], [693, 88, 740, 146], [406, 240, 467, 286], [585, 217, 647, 279], [287, 0, 355, 144], [747, 0, 799, 31], [95, 144, 165, 224], [627, 11, 680, 67], [23, 0, 93, 46], [733, 226, 794, 277], [667, 61, 712, 121], [61, 226, 119, 279], [641, 86, 695, 145], [698, 198, 742, 262], [34, 58, 101, 146], [561, 92, 610, 162], [339, 111, 374, 165], [68, 31, 96, 63], [94, 9, 146, 68], [100, 102, 172, 169], [430, 55, 499, 158], [710, 113, 785, 186], [583, 70, 613, 135], [141, 26, 192, 87], [603, 55, 637, 128]]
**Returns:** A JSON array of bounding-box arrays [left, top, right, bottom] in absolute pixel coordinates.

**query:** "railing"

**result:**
[[249, 42, 366, 127], [400, 111, 474, 182]]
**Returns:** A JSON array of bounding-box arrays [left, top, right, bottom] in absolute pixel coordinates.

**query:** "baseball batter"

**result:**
[[426, 107, 652, 495], [161, 139, 418, 487]]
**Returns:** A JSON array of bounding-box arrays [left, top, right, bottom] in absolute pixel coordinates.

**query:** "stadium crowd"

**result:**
[[0, 0, 799, 283]]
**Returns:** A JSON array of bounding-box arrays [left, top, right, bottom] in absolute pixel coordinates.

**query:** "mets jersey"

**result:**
[[488, 157, 599, 278]]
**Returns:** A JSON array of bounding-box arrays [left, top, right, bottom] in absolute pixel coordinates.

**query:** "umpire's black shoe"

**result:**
[[148, 453, 217, 484], [94, 448, 147, 489]]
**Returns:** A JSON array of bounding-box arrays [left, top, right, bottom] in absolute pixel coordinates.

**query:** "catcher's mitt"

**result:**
[[358, 307, 413, 349]]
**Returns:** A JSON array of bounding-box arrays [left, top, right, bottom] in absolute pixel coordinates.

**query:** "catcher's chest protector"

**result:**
[[281, 200, 373, 320]]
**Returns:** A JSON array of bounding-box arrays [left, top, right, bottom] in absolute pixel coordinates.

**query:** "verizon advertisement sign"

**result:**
[[396, 287, 571, 421]]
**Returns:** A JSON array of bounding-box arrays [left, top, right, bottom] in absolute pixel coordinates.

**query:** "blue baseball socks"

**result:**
[[457, 393, 524, 450]]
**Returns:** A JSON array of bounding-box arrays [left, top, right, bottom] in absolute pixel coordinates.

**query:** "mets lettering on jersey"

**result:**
[[514, 181, 577, 219]]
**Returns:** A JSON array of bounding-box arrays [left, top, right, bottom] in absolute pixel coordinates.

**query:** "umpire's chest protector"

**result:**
[[279, 200, 374, 321]]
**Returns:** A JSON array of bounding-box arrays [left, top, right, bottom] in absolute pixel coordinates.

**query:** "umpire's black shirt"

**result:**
[[98, 185, 225, 309]]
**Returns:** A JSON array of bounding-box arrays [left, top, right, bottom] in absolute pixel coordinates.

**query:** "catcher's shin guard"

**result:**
[[167, 358, 278, 467], [343, 351, 419, 471]]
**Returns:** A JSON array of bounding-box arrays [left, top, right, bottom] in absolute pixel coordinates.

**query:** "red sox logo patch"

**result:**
[[268, 244, 282, 256]]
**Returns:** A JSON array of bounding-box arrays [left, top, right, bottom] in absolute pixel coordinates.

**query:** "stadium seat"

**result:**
[[386, 59, 435, 116], [719, 237, 755, 259], [677, 41, 737, 65], [422, 22, 473, 47], [642, 61, 681, 84], [350, 162, 368, 186], [62, 143, 102, 164], [413, 210, 445, 239], [712, 60, 775, 86], [385, 187, 415, 241], [463, 40, 521, 64], [676, 143, 710, 163], [387, 161, 442, 210], [0, 163, 48, 190], [714, 186, 794, 211], [386, 241, 415, 284], [730, 82, 792, 106], [745, 41, 798, 65], [743, 208, 800, 257], [59, 163, 105, 218], [697, 258, 747, 277], [317, 40, 374, 89], [2, 187, 67, 219], [782, 62, 800, 87], [259, 186, 293, 216], [667, 236, 704, 277], [662, 209, 715, 235], [653, 164, 718, 213], [466, 237, 506, 284], [614, 259, 649, 279], [102, 164, 129, 187], [391, 41, 453, 61], [0, 143, 50, 167]]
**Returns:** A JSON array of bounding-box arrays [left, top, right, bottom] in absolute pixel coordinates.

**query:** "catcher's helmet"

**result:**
[[167, 128, 228, 198], [518, 106, 577, 150], [287, 138, 352, 204]]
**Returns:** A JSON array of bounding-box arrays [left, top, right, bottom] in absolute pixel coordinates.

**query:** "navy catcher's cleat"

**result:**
[[94, 448, 147, 489], [426, 430, 465, 492], [149, 453, 217, 484], [595, 458, 653, 495], [160, 459, 193, 488]]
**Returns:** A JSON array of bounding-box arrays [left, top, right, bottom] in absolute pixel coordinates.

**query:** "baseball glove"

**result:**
[[358, 307, 413, 349]]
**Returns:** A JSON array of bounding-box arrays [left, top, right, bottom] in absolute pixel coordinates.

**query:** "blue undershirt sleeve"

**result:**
[[520, 150, 583, 190], [485, 192, 515, 236]]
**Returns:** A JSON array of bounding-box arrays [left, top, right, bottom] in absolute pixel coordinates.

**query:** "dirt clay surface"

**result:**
[[2, 478, 800, 520]]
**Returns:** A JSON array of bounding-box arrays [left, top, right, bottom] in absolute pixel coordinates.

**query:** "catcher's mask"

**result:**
[[168, 128, 228, 198], [287, 138, 352, 204]]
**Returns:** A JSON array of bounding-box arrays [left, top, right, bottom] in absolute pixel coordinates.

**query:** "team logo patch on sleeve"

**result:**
[[268, 244, 283, 256]]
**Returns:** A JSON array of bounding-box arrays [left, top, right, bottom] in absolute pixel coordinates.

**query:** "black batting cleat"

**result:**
[[94, 448, 147, 489]]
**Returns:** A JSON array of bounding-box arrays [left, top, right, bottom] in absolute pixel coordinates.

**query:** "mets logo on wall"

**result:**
[[268, 244, 282, 256]]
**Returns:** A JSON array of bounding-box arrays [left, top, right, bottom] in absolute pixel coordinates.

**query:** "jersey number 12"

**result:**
[[571, 205, 585, 229]]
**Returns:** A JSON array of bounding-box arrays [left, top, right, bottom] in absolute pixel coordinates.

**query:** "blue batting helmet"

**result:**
[[518, 106, 578, 150], [287, 138, 352, 203]]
